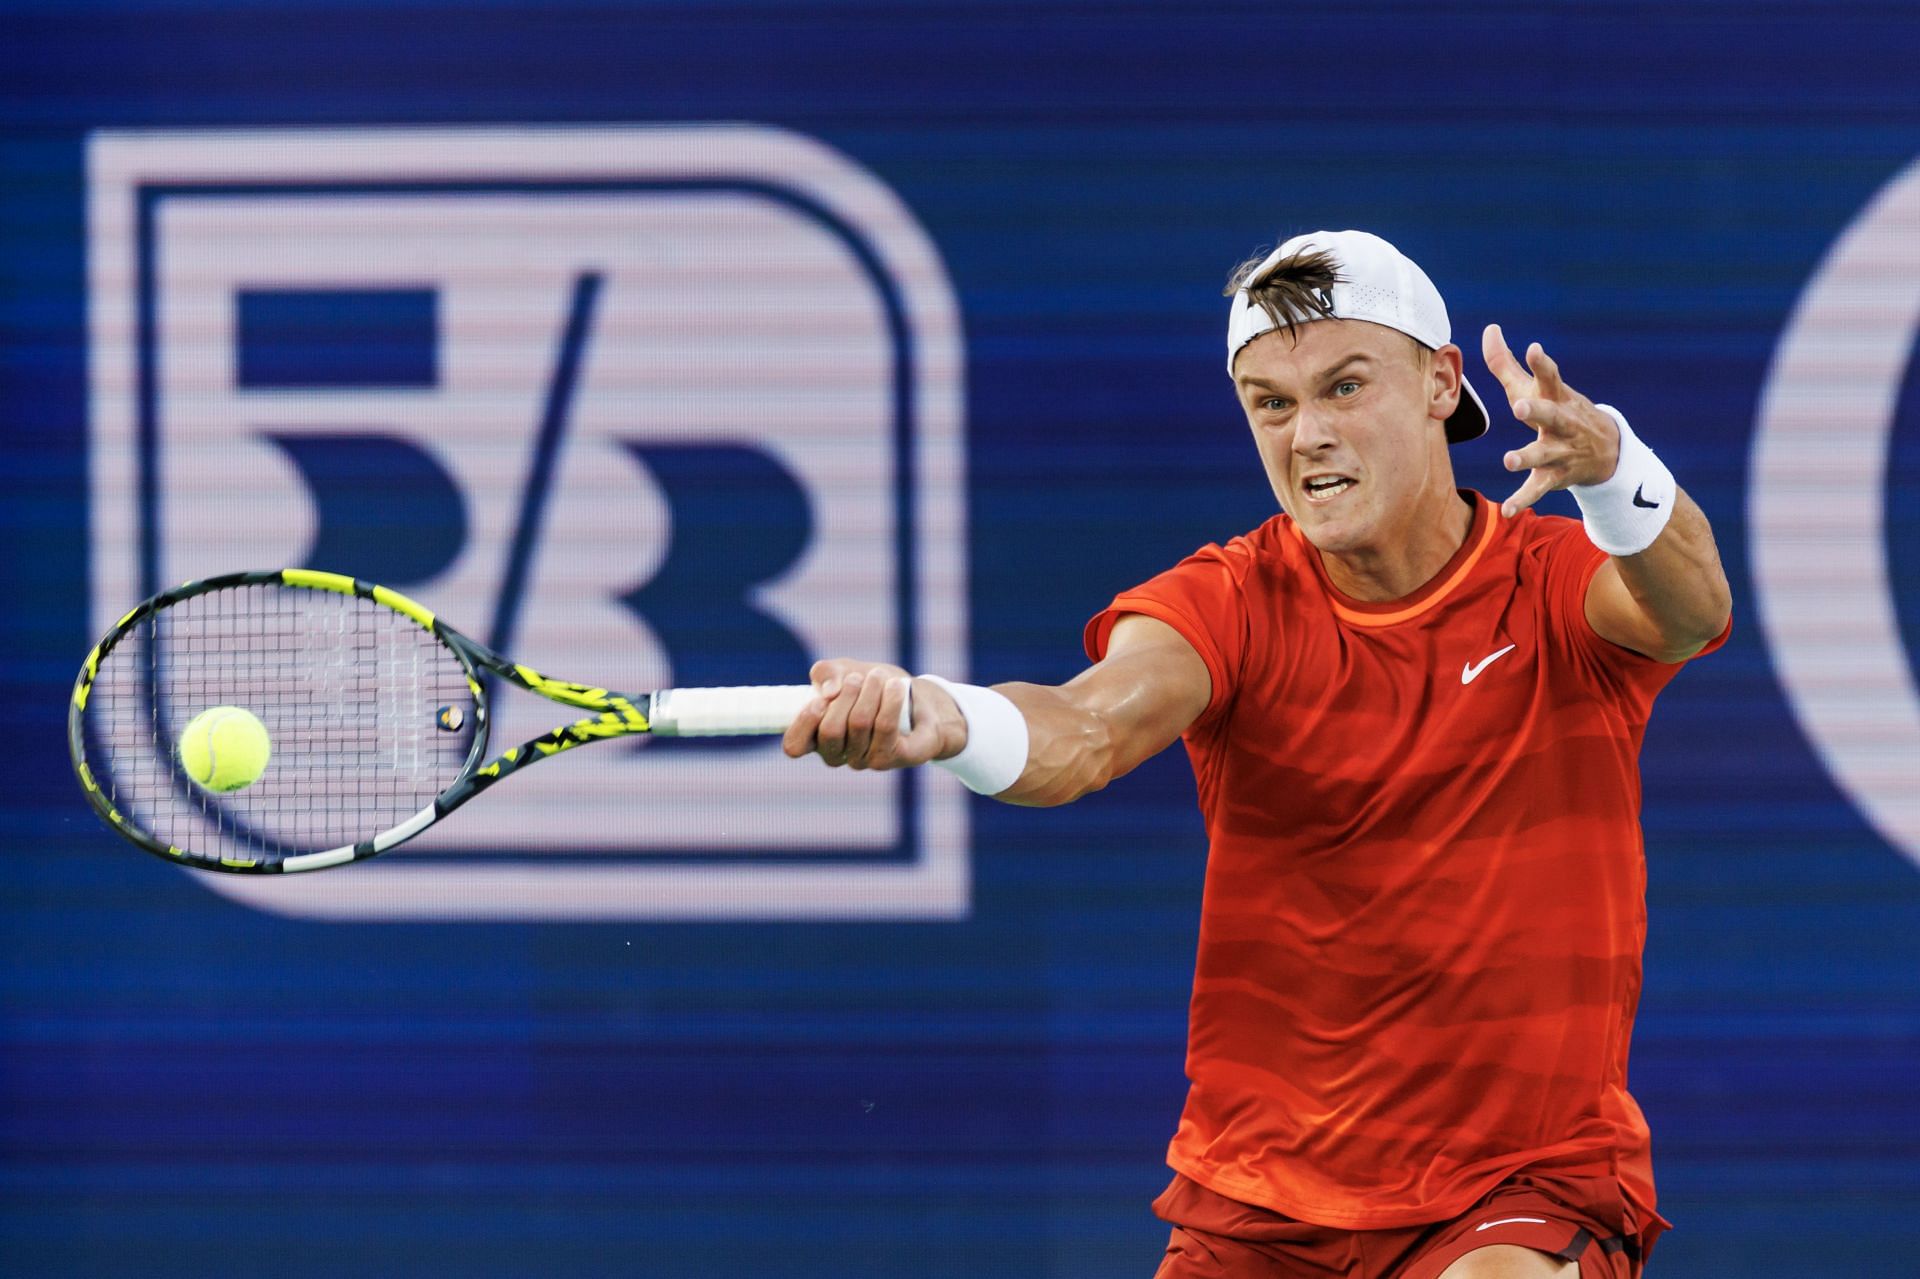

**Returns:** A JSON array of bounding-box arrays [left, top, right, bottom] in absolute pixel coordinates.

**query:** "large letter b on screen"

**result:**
[[88, 125, 968, 921]]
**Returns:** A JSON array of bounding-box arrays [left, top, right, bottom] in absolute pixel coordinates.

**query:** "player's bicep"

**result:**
[[1584, 559, 1666, 657], [1582, 487, 1731, 663], [1066, 613, 1212, 763], [992, 613, 1211, 807], [1584, 556, 1717, 663]]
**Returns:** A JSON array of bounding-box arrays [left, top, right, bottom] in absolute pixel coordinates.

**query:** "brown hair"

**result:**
[[1224, 246, 1343, 343]]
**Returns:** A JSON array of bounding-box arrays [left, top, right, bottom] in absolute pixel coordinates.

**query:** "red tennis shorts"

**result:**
[[1151, 1166, 1666, 1279]]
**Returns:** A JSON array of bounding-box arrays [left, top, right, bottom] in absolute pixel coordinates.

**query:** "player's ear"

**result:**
[[1425, 341, 1463, 424]]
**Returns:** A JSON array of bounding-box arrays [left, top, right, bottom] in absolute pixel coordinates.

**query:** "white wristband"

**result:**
[[1571, 404, 1676, 556], [918, 675, 1029, 796]]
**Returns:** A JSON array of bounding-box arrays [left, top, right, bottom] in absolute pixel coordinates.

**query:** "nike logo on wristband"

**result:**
[[1632, 484, 1661, 509]]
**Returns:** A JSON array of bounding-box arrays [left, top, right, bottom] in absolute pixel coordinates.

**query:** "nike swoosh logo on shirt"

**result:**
[[1475, 1216, 1548, 1232], [1461, 644, 1517, 685]]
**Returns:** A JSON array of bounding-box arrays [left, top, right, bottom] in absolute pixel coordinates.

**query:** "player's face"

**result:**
[[1231, 319, 1458, 556]]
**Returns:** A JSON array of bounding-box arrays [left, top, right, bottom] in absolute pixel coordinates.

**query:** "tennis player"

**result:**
[[783, 229, 1731, 1279]]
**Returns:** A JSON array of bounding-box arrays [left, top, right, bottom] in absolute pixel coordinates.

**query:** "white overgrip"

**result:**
[[649, 685, 817, 736]]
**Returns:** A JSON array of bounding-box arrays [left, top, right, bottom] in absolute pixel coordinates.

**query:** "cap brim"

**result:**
[[1446, 374, 1491, 444]]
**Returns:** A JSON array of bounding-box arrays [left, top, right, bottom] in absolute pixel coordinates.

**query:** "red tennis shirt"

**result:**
[[1084, 491, 1726, 1234]]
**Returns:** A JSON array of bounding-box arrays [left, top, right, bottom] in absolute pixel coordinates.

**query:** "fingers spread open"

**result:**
[[1501, 468, 1558, 518], [1503, 438, 1556, 473], [1480, 323, 1534, 400], [1525, 341, 1566, 401], [1515, 396, 1575, 437]]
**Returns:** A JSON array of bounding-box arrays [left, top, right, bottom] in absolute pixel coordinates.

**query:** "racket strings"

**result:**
[[81, 583, 477, 868]]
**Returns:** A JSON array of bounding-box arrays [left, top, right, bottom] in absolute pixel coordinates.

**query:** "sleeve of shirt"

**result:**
[[1539, 517, 1732, 716], [1083, 540, 1254, 726]]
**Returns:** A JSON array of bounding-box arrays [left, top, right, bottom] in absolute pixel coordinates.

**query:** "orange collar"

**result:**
[[1299, 493, 1497, 627]]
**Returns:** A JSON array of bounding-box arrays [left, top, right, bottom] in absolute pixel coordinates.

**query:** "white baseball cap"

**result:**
[[1226, 229, 1490, 443]]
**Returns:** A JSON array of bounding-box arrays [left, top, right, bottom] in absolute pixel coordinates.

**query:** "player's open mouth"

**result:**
[[1302, 475, 1356, 503]]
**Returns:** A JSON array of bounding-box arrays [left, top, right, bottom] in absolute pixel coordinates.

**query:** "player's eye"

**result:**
[[1260, 397, 1289, 412], [1333, 380, 1361, 397]]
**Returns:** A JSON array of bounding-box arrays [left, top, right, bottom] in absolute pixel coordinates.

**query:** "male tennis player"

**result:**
[[783, 229, 1731, 1279]]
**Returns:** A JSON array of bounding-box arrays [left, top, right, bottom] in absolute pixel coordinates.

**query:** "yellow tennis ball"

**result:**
[[178, 706, 272, 793]]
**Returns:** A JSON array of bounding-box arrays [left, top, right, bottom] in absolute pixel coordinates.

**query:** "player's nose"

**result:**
[[1290, 407, 1340, 455]]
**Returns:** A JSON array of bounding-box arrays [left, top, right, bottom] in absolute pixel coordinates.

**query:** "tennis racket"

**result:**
[[69, 568, 823, 875]]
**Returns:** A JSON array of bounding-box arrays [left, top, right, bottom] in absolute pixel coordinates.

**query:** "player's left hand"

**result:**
[[1481, 324, 1622, 518]]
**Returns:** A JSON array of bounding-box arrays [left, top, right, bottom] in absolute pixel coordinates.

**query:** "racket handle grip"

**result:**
[[648, 684, 817, 736]]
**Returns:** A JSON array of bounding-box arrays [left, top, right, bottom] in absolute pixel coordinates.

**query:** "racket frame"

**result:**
[[70, 568, 667, 874]]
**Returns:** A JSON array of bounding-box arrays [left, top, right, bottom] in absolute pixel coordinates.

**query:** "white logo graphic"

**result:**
[[1751, 154, 1920, 873], [88, 125, 969, 920], [1474, 1217, 1548, 1232], [1461, 644, 1517, 685]]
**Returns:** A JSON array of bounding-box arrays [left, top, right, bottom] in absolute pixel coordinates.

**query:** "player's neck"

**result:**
[[1318, 488, 1477, 603]]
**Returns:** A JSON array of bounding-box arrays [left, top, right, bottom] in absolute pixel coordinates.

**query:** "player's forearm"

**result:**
[[787, 618, 1208, 798], [983, 629, 1211, 806], [1607, 488, 1732, 660], [988, 682, 1123, 808]]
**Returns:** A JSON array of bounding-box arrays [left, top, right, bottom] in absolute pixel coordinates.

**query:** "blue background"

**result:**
[[4, 2, 1919, 1275]]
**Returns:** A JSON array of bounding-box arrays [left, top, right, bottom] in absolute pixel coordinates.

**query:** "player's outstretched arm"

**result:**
[[781, 614, 1212, 807], [1481, 324, 1732, 662], [1579, 488, 1728, 662]]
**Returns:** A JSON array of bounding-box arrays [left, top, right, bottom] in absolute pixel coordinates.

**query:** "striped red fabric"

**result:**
[[1085, 492, 1727, 1232]]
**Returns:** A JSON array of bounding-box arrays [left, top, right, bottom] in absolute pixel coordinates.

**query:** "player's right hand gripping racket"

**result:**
[[69, 569, 819, 874]]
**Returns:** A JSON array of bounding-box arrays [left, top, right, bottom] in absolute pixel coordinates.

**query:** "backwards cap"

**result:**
[[1226, 229, 1489, 444]]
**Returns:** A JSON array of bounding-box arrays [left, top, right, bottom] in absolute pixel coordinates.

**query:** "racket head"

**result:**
[[69, 570, 488, 874]]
